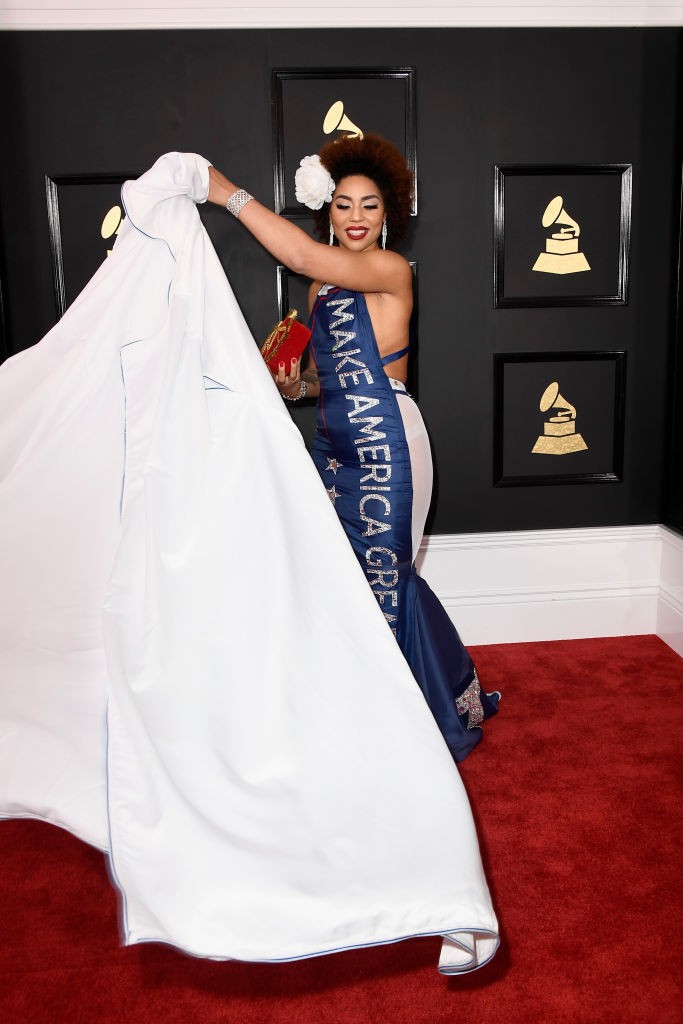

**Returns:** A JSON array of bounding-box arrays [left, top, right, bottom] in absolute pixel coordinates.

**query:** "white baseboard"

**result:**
[[417, 524, 683, 655], [657, 527, 683, 658]]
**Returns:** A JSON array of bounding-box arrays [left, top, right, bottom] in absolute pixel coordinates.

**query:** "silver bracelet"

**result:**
[[283, 380, 307, 402], [226, 189, 254, 218]]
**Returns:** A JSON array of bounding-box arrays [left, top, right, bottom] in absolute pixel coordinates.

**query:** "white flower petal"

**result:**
[[294, 154, 335, 210]]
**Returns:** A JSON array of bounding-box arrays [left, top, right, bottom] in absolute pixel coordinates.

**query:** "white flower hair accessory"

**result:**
[[294, 154, 335, 210]]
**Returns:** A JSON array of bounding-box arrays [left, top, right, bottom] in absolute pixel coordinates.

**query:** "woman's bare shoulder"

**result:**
[[379, 250, 413, 289]]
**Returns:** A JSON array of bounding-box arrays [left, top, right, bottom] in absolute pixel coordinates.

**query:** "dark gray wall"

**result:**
[[1, 28, 680, 534], [664, 33, 683, 537]]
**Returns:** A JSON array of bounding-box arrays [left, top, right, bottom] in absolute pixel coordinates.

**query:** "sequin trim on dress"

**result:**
[[455, 671, 484, 729]]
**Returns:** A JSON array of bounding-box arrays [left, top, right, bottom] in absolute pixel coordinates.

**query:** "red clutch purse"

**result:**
[[260, 309, 311, 373]]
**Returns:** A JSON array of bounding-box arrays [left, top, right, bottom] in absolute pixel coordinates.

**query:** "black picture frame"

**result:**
[[45, 173, 136, 318], [493, 351, 627, 486], [272, 67, 417, 218], [494, 164, 632, 307], [276, 266, 311, 325]]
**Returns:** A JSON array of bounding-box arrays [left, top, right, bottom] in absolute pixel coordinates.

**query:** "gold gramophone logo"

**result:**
[[101, 204, 124, 256], [532, 381, 588, 455], [532, 196, 590, 275], [323, 100, 364, 140]]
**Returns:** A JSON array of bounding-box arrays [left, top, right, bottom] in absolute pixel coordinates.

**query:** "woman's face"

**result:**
[[329, 175, 386, 252]]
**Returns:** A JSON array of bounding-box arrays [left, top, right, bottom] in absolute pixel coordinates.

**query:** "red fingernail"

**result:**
[[279, 361, 284, 369]]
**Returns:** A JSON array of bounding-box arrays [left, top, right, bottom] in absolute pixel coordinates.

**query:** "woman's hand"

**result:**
[[272, 357, 303, 399]]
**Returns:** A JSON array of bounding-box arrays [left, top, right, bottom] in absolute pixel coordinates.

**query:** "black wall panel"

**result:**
[[0, 28, 680, 534], [668, 232, 683, 535], [663, 31, 683, 537]]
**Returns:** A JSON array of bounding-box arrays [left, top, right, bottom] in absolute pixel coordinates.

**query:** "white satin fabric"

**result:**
[[0, 153, 498, 973], [395, 391, 434, 563]]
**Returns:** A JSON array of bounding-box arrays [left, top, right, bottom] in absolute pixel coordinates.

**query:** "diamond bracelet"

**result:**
[[226, 189, 254, 218], [282, 380, 307, 402]]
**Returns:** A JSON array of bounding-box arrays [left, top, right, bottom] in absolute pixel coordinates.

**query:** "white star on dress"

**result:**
[[326, 458, 342, 474], [326, 485, 340, 505]]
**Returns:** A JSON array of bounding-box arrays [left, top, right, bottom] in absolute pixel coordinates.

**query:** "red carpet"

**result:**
[[2, 635, 682, 1023]]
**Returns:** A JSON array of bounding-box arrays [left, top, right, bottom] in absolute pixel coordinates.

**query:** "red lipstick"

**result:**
[[346, 227, 369, 240]]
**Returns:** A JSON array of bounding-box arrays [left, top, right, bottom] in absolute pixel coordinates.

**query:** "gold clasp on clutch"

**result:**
[[260, 308, 298, 363]]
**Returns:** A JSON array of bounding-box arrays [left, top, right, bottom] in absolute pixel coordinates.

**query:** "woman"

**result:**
[[0, 152, 499, 972], [207, 135, 499, 762]]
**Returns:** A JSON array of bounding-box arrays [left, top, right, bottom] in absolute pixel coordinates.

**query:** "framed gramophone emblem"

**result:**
[[494, 165, 632, 307], [271, 68, 416, 219], [45, 173, 136, 319], [493, 351, 626, 486]]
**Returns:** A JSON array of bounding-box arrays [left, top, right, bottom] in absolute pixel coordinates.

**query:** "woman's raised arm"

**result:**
[[207, 166, 411, 298]]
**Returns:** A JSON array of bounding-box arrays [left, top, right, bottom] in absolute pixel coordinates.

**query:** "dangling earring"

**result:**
[[381, 219, 387, 250], [329, 222, 335, 246]]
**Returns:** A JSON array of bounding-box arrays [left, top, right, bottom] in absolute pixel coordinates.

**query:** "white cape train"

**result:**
[[0, 153, 498, 973]]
